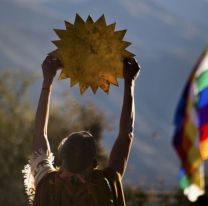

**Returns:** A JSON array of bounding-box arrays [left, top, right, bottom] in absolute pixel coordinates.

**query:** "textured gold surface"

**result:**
[[49, 14, 135, 94]]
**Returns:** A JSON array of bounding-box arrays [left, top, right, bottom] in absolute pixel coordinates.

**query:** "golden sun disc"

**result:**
[[49, 14, 135, 94]]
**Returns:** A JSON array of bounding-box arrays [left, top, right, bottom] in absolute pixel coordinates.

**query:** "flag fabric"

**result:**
[[179, 166, 204, 202], [194, 52, 208, 159], [173, 48, 208, 202]]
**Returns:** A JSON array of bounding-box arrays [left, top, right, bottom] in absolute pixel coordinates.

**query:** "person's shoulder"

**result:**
[[102, 167, 122, 182], [88, 168, 119, 182], [36, 170, 58, 189], [101, 167, 125, 205]]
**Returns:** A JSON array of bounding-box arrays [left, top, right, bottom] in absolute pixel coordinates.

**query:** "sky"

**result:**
[[1, 0, 208, 189]]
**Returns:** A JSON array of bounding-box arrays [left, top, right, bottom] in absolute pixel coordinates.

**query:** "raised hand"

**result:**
[[123, 57, 141, 82], [42, 55, 63, 82]]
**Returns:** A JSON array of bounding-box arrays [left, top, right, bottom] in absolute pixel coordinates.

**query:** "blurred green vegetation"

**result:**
[[0, 70, 207, 206]]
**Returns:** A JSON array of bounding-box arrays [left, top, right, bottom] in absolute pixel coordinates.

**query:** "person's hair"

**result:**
[[58, 131, 97, 173]]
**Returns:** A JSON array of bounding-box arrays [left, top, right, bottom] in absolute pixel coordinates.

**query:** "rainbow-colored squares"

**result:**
[[173, 48, 208, 202]]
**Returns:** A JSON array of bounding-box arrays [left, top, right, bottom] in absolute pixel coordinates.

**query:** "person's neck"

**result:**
[[59, 169, 87, 184]]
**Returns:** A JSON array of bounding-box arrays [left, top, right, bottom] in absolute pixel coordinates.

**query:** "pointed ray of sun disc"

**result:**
[[91, 84, 98, 94], [59, 70, 70, 80], [115, 30, 127, 40], [80, 83, 89, 94], [70, 78, 78, 87], [122, 50, 135, 58], [95, 14, 106, 27], [75, 13, 85, 26], [86, 15, 94, 24], [121, 41, 132, 49], [100, 82, 110, 94], [107, 74, 118, 86], [51, 40, 63, 47], [64, 20, 73, 30], [54, 29, 67, 39], [107, 23, 116, 32]]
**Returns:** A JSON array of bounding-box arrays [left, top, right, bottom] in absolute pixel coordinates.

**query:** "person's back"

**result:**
[[22, 56, 140, 206], [33, 168, 125, 206]]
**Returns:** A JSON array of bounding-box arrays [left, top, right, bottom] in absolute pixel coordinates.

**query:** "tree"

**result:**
[[0, 70, 108, 205]]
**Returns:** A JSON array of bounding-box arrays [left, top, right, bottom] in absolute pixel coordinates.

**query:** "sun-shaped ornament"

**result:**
[[49, 14, 135, 94]]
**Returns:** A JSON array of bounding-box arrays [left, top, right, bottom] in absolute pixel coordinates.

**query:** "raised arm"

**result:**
[[109, 57, 140, 178], [32, 56, 62, 153]]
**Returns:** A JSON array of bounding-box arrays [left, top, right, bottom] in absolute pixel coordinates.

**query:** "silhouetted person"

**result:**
[[23, 56, 140, 206]]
